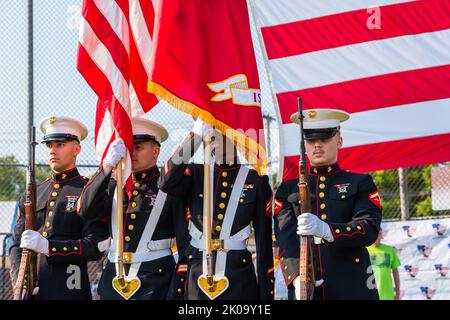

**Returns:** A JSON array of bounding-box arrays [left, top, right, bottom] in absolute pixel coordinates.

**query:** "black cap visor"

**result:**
[[304, 128, 339, 141], [41, 133, 80, 143], [133, 134, 160, 146]]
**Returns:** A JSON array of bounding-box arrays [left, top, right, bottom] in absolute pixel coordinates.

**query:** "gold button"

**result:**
[[199, 194, 203, 198], [346, 227, 351, 231], [219, 203, 225, 209], [53, 183, 60, 189], [242, 259, 247, 264], [134, 182, 140, 188], [355, 258, 360, 263], [49, 201, 55, 207], [180, 278, 184, 282], [319, 183, 325, 189], [288, 275, 292, 280], [45, 222, 51, 227], [320, 203, 326, 209], [281, 257, 284, 261], [320, 176, 326, 182], [321, 214, 327, 220], [319, 192, 325, 198], [74, 247, 78, 251], [271, 279, 274, 283], [222, 182, 228, 187], [335, 229, 341, 234], [357, 226, 362, 230], [327, 167, 332, 172], [131, 202, 137, 208], [270, 290, 274, 295], [141, 173, 147, 179], [48, 211, 53, 217], [217, 214, 224, 220], [220, 192, 227, 198], [188, 255, 193, 260], [125, 236, 131, 242], [52, 248, 56, 252], [63, 247, 67, 251], [66, 207, 71, 212], [42, 232, 48, 238], [313, 168, 318, 174], [177, 288, 182, 293], [51, 192, 58, 197], [130, 214, 137, 220], [215, 225, 222, 232], [61, 174, 67, 179], [222, 171, 228, 178], [133, 190, 139, 196], [284, 266, 288, 270], [239, 198, 244, 203], [159, 269, 163, 273], [341, 195, 346, 199], [128, 225, 134, 231]]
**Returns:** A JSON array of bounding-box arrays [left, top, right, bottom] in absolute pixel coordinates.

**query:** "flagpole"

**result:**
[[203, 132, 214, 290], [114, 132, 128, 292], [247, 0, 285, 186]]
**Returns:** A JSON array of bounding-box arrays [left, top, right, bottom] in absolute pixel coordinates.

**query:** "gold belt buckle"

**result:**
[[123, 252, 133, 264], [211, 239, 228, 252]]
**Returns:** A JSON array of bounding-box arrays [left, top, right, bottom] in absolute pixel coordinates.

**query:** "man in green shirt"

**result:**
[[367, 229, 401, 300]]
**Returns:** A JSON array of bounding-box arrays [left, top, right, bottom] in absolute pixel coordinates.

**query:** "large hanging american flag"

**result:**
[[253, 0, 450, 181], [76, 0, 158, 190]]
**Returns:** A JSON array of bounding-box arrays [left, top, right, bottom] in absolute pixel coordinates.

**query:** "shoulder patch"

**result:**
[[274, 199, 283, 216], [265, 195, 273, 217], [369, 190, 382, 209]]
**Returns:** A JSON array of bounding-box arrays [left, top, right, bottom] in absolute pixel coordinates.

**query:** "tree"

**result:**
[[0, 156, 51, 201]]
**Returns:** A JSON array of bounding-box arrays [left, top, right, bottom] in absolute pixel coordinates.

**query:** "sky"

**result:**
[[0, 1, 280, 179]]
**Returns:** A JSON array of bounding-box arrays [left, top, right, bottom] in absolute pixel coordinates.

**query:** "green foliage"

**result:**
[[0, 156, 51, 201], [369, 165, 447, 220]]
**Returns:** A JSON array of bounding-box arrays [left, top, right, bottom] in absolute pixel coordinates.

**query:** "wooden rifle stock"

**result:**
[[14, 126, 38, 300], [297, 98, 315, 300]]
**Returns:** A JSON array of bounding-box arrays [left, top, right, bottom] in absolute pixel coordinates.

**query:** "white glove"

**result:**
[[20, 230, 49, 256], [297, 213, 334, 243], [97, 237, 111, 253], [293, 277, 324, 300], [192, 118, 213, 139], [103, 139, 126, 169]]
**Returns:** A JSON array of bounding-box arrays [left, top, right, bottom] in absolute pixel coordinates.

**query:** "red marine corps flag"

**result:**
[[148, 0, 267, 174]]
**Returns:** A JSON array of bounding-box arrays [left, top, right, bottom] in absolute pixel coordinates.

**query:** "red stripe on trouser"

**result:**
[[277, 65, 450, 123], [282, 133, 450, 181], [262, 0, 450, 59]]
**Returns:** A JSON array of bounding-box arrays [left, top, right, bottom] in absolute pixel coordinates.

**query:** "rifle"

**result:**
[[297, 98, 316, 300], [13, 126, 38, 300]]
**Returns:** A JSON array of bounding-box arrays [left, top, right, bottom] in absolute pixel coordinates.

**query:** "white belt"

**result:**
[[108, 239, 173, 264], [108, 249, 172, 264], [189, 223, 250, 251]]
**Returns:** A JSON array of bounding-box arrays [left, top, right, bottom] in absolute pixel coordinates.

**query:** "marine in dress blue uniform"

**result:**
[[158, 119, 274, 300], [273, 109, 382, 300], [10, 116, 107, 300], [77, 118, 189, 300]]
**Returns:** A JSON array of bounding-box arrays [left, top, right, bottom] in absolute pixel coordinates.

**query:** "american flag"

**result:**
[[77, 0, 158, 191], [253, 0, 450, 181]]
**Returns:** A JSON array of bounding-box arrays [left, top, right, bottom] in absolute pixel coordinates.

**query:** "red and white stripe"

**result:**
[[77, 0, 158, 190], [253, 0, 450, 181]]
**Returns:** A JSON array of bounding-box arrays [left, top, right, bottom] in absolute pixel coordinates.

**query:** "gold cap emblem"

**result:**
[[49, 116, 57, 124], [308, 111, 317, 118]]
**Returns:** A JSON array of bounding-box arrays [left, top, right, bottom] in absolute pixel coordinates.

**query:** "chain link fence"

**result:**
[[0, 1, 449, 300]]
